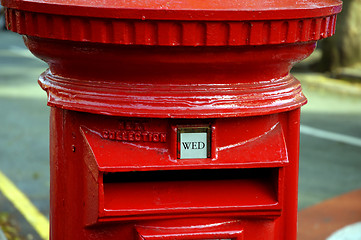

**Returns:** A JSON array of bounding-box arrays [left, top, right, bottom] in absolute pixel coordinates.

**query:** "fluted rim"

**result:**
[[5, 7, 338, 46]]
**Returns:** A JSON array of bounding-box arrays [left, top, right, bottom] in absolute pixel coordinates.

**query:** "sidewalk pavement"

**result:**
[[293, 47, 361, 96], [298, 189, 361, 240], [294, 71, 361, 97]]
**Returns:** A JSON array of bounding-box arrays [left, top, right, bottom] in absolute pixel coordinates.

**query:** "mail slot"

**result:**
[[2, 0, 342, 239]]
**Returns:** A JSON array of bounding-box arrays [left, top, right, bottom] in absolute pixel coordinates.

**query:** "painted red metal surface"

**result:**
[[48, 108, 299, 239], [2, 0, 342, 21], [28, 38, 314, 118], [1, 0, 342, 239]]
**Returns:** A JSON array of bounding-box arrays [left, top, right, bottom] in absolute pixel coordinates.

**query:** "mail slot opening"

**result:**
[[101, 168, 280, 219], [103, 168, 277, 183]]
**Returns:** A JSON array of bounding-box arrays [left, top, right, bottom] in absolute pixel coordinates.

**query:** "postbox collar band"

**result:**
[[38, 70, 307, 118], [2, 0, 342, 46]]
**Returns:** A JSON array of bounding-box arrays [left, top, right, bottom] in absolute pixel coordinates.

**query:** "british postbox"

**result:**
[[2, 0, 342, 239]]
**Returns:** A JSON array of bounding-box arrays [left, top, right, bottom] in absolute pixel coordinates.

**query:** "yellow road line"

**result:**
[[0, 170, 49, 240]]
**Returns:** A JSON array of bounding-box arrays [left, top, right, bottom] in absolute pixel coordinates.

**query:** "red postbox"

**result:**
[[2, 0, 342, 239]]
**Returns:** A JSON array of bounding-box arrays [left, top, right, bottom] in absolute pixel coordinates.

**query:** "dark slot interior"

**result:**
[[103, 168, 277, 183]]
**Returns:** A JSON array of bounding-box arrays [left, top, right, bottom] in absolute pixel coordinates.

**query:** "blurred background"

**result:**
[[0, 1, 361, 240]]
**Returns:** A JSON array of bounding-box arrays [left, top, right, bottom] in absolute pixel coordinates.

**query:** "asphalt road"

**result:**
[[298, 80, 361, 209], [0, 31, 49, 240], [0, 30, 361, 239]]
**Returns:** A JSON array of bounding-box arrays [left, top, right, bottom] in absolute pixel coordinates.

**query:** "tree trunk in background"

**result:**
[[318, 0, 361, 74]]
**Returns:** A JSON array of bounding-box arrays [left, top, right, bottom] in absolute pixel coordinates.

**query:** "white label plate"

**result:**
[[179, 132, 208, 159]]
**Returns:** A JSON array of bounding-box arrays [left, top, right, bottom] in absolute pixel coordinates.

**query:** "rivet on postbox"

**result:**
[[2, 0, 342, 239]]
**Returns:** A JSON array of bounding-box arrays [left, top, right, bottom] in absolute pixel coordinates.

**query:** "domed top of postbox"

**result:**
[[2, 0, 342, 19], [2, 0, 342, 46]]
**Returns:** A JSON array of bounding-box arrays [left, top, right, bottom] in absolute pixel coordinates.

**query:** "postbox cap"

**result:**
[[2, 0, 342, 20], [3, 0, 342, 46]]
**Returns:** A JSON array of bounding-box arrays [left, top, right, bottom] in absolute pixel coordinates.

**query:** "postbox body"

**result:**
[[38, 38, 307, 239], [2, 0, 342, 239], [49, 108, 301, 239]]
